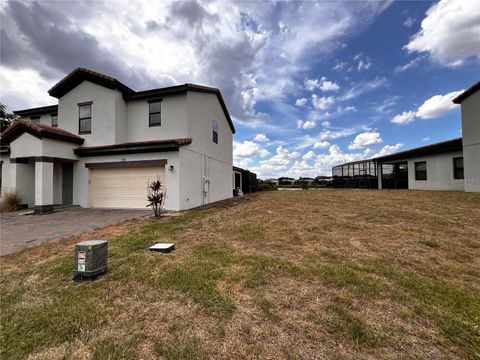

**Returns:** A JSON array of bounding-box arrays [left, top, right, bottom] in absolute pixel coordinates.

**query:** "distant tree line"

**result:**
[[0, 103, 18, 132]]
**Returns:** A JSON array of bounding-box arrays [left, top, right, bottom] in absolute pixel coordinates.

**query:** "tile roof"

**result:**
[[0, 120, 84, 145]]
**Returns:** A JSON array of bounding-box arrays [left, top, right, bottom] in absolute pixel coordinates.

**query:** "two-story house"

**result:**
[[0, 68, 235, 213]]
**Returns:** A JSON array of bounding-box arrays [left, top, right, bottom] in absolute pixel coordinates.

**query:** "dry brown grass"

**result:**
[[1, 190, 479, 359]]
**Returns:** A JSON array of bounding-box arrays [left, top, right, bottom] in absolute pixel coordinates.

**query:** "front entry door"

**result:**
[[62, 163, 73, 205]]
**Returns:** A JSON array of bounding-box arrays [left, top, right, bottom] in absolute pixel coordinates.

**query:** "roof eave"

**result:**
[[452, 81, 480, 104]]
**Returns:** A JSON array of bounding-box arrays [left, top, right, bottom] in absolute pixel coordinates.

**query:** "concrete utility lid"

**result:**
[[76, 240, 108, 246], [149, 243, 175, 253]]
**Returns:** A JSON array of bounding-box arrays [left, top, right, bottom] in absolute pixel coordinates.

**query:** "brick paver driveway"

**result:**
[[0, 208, 150, 255]]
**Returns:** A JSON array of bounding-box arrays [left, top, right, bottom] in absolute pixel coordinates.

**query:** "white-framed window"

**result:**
[[51, 113, 58, 127], [78, 102, 92, 134], [149, 100, 162, 126]]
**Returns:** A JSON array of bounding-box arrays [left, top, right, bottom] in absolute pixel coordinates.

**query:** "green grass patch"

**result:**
[[157, 244, 302, 318], [154, 334, 207, 360], [92, 335, 142, 360], [254, 295, 280, 322], [365, 259, 480, 358], [326, 298, 381, 348], [0, 287, 105, 360], [321, 263, 384, 296]]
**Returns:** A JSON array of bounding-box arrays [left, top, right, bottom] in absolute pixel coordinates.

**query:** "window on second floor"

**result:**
[[415, 161, 427, 181], [51, 113, 58, 127], [453, 157, 464, 179], [212, 120, 218, 144], [78, 103, 92, 134], [149, 100, 162, 127], [30, 116, 40, 123]]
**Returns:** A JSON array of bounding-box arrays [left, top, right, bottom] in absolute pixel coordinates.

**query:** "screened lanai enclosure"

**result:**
[[332, 159, 409, 189], [332, 160, 378, 188]]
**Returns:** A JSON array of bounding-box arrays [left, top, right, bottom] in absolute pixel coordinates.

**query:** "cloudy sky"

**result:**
[[1, 0, 479, 178]]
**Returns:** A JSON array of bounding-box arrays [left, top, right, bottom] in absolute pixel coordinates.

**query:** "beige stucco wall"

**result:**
[[182, 91, 233, 206], [9, 133, 77, 160], [460, 90, 480, 192], [126, 94, 188, 142], [0, 153, 10, 194], [9, 160, 35, 207], [407, 151, 465, 191], [57, 81, 126, 147]]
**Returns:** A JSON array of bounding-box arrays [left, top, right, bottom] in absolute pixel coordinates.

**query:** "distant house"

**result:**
[[295, 177, 315, 185], [278, 177, 295, 185], [0, 67, 238, 212], [333, 81, 480, 192], [265, 178, 279, 185]]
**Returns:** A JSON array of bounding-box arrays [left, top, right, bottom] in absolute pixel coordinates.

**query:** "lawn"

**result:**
[[1, 190, 479, 359]]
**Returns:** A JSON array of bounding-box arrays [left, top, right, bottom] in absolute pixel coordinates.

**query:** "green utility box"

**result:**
[[73, 240, 108, 280]]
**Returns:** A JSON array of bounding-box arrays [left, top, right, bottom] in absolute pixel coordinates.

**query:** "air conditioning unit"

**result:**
[[73, 240, 108, 280]]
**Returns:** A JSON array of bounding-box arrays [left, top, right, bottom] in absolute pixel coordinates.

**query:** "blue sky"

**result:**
[[1, 0, 479, 178]]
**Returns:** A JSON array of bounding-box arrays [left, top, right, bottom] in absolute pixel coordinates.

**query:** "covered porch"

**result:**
[[1, 120, 84, 213]]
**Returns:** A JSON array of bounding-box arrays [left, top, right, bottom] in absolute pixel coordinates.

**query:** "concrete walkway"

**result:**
[[0, 208, 150, 256]]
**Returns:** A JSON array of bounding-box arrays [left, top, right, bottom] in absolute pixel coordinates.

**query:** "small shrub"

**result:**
[[0, 192, 21, 212], [257, 181, 276, 191]]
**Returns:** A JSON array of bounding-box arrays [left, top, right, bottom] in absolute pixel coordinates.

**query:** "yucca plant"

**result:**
[[146, 178, 165, 219]]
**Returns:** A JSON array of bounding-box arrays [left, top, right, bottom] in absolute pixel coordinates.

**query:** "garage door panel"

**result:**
[[90, 166, 165, 208]]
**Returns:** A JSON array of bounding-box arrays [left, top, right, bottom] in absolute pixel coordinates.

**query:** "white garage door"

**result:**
[[90, 166, 165, 208]]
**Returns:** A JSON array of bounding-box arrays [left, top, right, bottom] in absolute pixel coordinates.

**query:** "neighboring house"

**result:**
[[295, 177, 315, 185], [233, 166, 257, 194], [278, 177, 295, 185], [265, 178, 279, 185], [0, 68, 237, 212], [332, 81, 480, 192]]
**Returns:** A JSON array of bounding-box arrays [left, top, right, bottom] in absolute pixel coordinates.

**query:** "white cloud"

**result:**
[[319, 128, 357, 141], [296, 120, 316, 129], [259, 149, 271, 158], [1, 0, 391, 121], [403, 17, 415, 28], [303, 150, 316, 160], [404, 0, 480, 66], [0, 67, 57, 109], [321, 121, 331, 128], [422, 136, 430, 142], [235, 158, 253, 168], [304, 77, 340, 92], [354, 53, 372, 71], [233, 140, 260, 157], [332, 61, 347, 70], [391, 90, 463, 125], [394, 56, 423, 73], [312, 94, 335, 110], [256, 145, 303, 177], [319, 78, 340, 92], [295, 97, 308, 106], [416, 90, 464, 119], [254, 133, 269, 142], [314, 144, 364, 175], [313, 141, 330, 149], [371, 143, 404, 158], [348, 131, 383, 149], [391, 110, 416, 124], [233, 140, 270, 159], [304, 78, 320, 91], [340, 77, 387, 101]]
